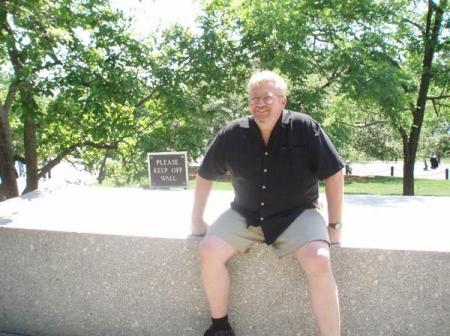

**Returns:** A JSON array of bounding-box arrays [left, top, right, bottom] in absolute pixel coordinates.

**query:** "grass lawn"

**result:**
[[188, 180, 232, 190], [188, 176, 450, 196], [342, 176, 450, 196]]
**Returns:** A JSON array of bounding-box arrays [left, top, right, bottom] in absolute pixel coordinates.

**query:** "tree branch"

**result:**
[[427, 94, 450, 100], [79, 141, 118, 150], [401, 17, 425, 36], [435, 102, 450, 108], [366, 50, 415, 94], [431, 98, 439, 116], [424, 0, 433, 42], [136, 90, 156, 108], [337, 120, 389, 128], [320, 67, 346, 90], [33, 59, 63, 74], [3, 15, 25, 73], [3, 81, 29, 113], [38, 141, 118, 178]]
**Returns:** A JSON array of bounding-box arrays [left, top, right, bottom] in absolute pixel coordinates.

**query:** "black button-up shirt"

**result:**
[[198, 110, 344, 244]]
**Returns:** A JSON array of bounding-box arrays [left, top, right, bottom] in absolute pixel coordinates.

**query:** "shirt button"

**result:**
[[260, 217, 264, 221], [263, 169, 268, 173], [264, 152, 268, 156], [262, 185, 266, 189], [261, 202, 265, 206]]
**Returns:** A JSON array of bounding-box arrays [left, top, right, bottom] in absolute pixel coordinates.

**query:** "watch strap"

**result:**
[[329, 222, 342, 230]]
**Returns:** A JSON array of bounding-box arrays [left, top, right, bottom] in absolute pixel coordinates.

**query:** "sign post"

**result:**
[[148, 152, 188, 189]]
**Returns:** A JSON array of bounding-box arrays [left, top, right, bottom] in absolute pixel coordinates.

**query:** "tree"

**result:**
[[343, 0, 449, 194], [0, 0, 152, 199], [323, 96, 403, 161], [101, 22, 251, 184], [199, 0, 450, 195]]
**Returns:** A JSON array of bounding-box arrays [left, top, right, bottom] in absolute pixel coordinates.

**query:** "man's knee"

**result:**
[[294, 241, 332, 275], [199, 235, 236, 263], [198, 236, 216, 260]]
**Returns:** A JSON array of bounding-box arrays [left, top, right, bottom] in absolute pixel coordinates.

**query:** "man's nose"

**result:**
[[255, 98, 266, 106]]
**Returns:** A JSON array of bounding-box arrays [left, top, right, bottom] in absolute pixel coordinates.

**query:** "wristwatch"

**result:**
[[328, 222, 343, 230]]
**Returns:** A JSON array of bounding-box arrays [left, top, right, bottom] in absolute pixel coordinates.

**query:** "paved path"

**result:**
[[1, 186, 449, 253], [350, 161, 449, 180], [13, 159, 450, 198], [16, 160, 97, 195]]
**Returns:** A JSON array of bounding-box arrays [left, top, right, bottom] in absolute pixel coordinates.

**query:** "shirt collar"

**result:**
[[239, 116, 250, 128], [239, 109, 290, 128], [281, 109, 291, 125]]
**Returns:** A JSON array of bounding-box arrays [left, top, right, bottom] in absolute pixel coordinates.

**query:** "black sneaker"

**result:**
[[203, 325, 235, 336]]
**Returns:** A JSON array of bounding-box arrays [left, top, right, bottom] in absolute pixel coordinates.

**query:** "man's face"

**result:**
[[248, 81, 287, 127]]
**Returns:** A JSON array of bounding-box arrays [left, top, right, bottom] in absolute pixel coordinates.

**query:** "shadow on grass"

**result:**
[[344, 176, 401, 185]]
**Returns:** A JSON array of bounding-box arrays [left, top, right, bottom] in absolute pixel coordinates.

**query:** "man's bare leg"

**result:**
[[294, 241, 340, 336], [199, 235, 237, 318]]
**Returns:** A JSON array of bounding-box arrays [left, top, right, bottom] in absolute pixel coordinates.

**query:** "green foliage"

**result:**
[[197, 0, 449, 164], [322, 95, 403, 161], [2, 0, 158, 186], [2, 0, 449, 191]]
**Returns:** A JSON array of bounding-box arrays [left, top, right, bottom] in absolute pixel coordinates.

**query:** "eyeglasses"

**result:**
[[249, 95, 279, 105]]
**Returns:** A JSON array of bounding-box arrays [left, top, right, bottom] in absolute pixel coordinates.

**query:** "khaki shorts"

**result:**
[[206, 208, 329, 258]]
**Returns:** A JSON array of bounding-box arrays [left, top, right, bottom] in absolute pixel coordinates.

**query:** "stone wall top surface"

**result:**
[[1, 186, 449, 252]]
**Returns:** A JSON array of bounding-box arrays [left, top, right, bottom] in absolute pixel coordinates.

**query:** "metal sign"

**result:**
[[148, 152, 188, 189]]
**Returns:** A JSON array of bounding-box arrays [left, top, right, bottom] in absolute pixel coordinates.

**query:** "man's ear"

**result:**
[[281, 95, 288, 107]]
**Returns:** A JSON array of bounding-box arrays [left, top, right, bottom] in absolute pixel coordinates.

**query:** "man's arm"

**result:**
[[325, 169, 344, 244], [191, 174, 214, 236]]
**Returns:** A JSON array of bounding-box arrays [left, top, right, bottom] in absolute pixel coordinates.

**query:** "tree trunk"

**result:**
[[0, 107, 19, 199], [97, 150, 109, 184], [20, 88, 39, 194], [403, 146, 415, 196], [22, 118, 39, 193], [3, 11, 40, 195], [0, 11, 19, 200], [401, 0, 447, 195]]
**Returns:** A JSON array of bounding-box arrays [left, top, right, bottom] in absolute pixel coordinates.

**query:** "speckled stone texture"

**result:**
[[1, 187, 449, 336], [0, 229, 449, 336]]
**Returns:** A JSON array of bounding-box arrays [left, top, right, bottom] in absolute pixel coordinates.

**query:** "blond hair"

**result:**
[[247, 70, 288, 96]]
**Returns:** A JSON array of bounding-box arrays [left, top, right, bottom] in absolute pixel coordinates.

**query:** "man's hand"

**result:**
[[191, 175, 214, 236], [328, 226, 342, 247], [191, 218, 208, 236]]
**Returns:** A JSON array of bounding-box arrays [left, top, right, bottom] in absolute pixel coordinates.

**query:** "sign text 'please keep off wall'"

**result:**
[[148, 152, 188, 189]]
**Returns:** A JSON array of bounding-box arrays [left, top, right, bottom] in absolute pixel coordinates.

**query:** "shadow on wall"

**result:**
[[344, 195, 429, 207], [0, 217, 13, 225]]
